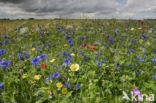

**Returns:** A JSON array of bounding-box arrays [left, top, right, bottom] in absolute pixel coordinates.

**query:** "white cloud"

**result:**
[[0, 0, 156, 19]]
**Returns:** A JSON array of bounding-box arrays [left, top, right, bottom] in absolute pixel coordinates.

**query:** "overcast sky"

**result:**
[[0, 0, 156, 19]]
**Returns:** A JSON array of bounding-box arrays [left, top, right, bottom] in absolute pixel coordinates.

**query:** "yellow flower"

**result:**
[[34, 75, 41, 80], [146, 42, 150, 46], [130, 28, 135, 31], [139, 39, 143, 44], [56, 82, 63, 88], [48, 90, 51, 95], [29, 38, 32, 41], [50, 59, 55, 63], [71, 53, 75, 56], [32, 48, 35, 51], [22, 74, 27, 79], [70, 64, 79, 71], [62, 88, 68, 94], [138, 27, 142, 30], [64, 44, 68, 47], [105, 80, 109, 83]]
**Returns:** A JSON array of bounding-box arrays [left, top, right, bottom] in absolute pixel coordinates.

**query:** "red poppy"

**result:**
[[138, 20, 142, 23], [144, 26, 148, 30], [90, 46, 95, 50], [41, 63, 47, 69], [81, 43, 88, 47], [141, 21, 144, 25]]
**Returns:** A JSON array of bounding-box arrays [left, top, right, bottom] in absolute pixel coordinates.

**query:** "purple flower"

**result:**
[[76, 83, 80, 90], [151, 58, 156, 62], [53, 72, 60, 78], [39, 54, 47, 60], [116, 62, 120, 66], [138, 58, 145, 62], [31, 57, 40, 65], [0, 49, 6, 56], [0, 60, 10, 68], [67, 40, 72, 44], [129, 48, 134, 53], [63, 59, 71, 64], [97, 61, 102, 66], [133, 89, 141, 96], [0, 83, 3, 89]]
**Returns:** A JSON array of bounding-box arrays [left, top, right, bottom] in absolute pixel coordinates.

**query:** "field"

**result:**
[[0, 19, 156, 103]]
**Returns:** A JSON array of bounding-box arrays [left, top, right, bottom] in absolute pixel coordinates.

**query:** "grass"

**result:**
[[0, 19, 156, 103]]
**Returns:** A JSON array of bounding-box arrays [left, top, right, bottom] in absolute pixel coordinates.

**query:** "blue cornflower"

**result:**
[[152, 75, 156, 79], [103, 59, 107, 62], [39, 54, 47, 60], [66, 36, 70, 40], [116, 52, 119, 55], [109, 38, 114, 44], [67, 40, 72, 44], [4, 35, 9, 39], [154, 50, 156, 54], [0, 83, 3, 89], [132, 39, 136, 44], [116, 62, 120, 66], [76, 83, 80, 90], [78, 51, 84, 56], [129, 64, 133, 68], [81, 37, 86, 41], [62, 52, 67, 57], [69, 43, 74, 47], [142, 50, 145, 55], [138, 58, 145, 62], [129, 48, 134, 53], [25, 53, 29, 58], [46, 75, 53, 84], [96, 56, 99, 60], [0, 49, 6, 56], [118, 69, 121, 73], [136, 71, 139, 75], [63, 59, 71, 64], [5, 40, 10, 44], [151, 58, 156, 62], [68, 54, 72, 58], [31, 57, 40, 65], [0, 42, 3, 45], [100, 51, 103, 55], [64, 82, 70, 88], [0, 60, 10, 69], [62, 65, 67, 69], [53, 72, 60, 78], [97, 61, 102, 66], [142, 34, 147, 39]]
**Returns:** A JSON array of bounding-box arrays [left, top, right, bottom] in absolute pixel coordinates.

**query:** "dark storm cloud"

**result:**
[[0, 0, 27, 4], [0, 0, 156, 19]]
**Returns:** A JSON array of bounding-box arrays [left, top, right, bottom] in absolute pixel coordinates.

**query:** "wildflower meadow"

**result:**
[[0, 19, 156, 103]]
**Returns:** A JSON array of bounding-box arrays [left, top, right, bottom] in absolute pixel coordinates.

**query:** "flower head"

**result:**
[[50, 59, 55, 63], [31, 57, 40, 65], [56, 82, 63, 88], [39, 54, 47, 60], [41, 63, 47, 69], [62, 88, 68, 94], [0, 60, 10, 68], [34, 75, 41, 80], [70, 64, 79, 71], [0, 83, 3, 89], [53, 72, 60, 78], [22, 74, 27, 79], [90, 46, 95, 50], [0, 49, 6, 56]]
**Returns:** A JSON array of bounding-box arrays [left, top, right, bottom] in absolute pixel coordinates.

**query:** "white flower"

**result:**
[[70, 64, 79, 71]]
